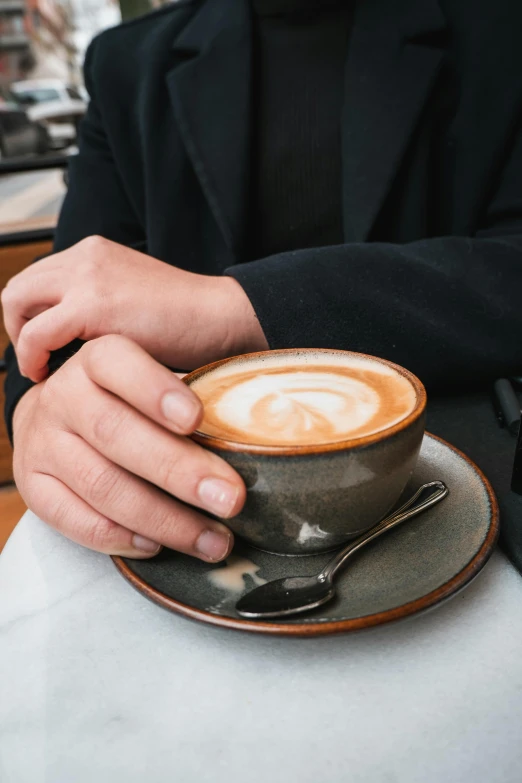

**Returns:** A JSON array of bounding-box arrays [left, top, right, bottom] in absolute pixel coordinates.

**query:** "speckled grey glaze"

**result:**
[[185, 349, 427, 555], [211, 416, 425, 554]]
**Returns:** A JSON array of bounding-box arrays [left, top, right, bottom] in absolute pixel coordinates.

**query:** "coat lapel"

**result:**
[[342, 0, 448, 242], [165, 0, 252, 260], [165, 0, 448, 253]]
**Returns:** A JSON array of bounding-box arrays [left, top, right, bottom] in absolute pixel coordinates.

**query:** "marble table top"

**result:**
[[2, 511, 522, 783]]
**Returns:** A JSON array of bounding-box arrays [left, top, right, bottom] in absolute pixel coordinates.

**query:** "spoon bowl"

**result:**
[[237, 576, 335, 619]]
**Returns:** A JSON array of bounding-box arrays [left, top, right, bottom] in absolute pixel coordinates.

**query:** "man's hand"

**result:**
[[2, 235, 268, 383], [12, 335, 245, 559]]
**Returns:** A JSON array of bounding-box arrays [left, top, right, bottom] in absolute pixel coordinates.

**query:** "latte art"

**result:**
[[214, 372, 380, 444], [190, 355, 418, 447]]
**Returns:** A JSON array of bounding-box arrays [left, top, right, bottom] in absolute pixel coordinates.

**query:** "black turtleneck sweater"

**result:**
[[249, 0, 353, 260]]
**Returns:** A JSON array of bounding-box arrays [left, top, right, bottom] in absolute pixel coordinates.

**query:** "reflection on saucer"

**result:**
[[207, 555, 267, 593]]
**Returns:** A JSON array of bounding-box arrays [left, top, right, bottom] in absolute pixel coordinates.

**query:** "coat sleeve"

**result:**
[[3, 37, 145, 443], [226, 123, 522, 392]]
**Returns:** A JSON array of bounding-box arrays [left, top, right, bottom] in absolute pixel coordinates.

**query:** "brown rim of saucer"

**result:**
[[112, 434, 499, 638], [182, 348, 427, 456]]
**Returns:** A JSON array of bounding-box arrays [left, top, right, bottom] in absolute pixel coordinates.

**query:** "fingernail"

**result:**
[[132, 534, 162, 554], [197, 477, 239, 517], [161, 391, 201, 432], [196, 527, 232, 561]]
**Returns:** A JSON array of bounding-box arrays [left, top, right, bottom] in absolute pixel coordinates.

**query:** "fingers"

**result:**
[[46, 430, 234, 560], [65, 373, 245, 520], [1, 268, 65, 347], [81, 335, 203, 435], [16, 304, 84, 382], [68, 337, 246, 519], [14, 334, 243, 562], [26, 471, 163, 558]]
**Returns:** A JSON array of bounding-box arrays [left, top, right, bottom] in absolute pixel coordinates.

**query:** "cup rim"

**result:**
[[183, 348, 427, 456]]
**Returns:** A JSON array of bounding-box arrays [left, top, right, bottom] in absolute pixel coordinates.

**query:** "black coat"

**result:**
[[5, 0, 522, 433]]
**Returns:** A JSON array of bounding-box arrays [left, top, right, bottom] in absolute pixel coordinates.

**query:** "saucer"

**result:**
[[112, 434, 499, 637]]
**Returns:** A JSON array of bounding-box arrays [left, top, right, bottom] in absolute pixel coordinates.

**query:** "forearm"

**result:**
[[226, 233, 522, 390]]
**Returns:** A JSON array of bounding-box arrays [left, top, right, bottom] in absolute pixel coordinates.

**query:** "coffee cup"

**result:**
[[184, 349, 426, 555]]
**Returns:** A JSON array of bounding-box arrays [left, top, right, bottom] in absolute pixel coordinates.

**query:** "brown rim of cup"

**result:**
[[183, 348, 427, 456]]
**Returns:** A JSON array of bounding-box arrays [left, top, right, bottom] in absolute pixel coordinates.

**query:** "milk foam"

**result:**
[[214, 371, 380, 444], [190, 353, 418, 447]]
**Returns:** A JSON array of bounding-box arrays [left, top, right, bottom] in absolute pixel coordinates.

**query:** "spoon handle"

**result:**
[[319, 481, 449, 582]]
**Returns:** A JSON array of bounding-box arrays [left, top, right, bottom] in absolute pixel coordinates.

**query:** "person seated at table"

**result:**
[[2, 0, 522, 563]]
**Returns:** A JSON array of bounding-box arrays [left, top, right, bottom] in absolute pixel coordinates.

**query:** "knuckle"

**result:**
[[17, 320, 38, 352], [1, 284, 16, 309], [155, 451, 190, 492], [34, 388, 54, 426], [91, 404, 127, 448], [46, 493, 73, 530], [79, 338, 101, 367], [83, 515, 119, 552], [95, 333, 125, 352], [77, 236, 108, 281], [81, 334, 128, 369], [12, 453, 28, 494], [80, 234, 107, 253], [148, 503, 185, 543], [80, 462, 122, 507], [39, 369, 66, 412], [79, 337, 107, 371], [42, 479, 120, 553], [38, 374, 57, 408]]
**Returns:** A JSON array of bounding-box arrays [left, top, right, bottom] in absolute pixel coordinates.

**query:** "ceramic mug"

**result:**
[[184, 349, 427, 555]]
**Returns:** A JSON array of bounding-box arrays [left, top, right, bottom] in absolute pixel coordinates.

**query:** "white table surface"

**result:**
[[1, 511, 522, 783]]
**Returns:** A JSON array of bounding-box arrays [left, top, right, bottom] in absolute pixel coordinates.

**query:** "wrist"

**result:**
[[204, 276, 269, 359]]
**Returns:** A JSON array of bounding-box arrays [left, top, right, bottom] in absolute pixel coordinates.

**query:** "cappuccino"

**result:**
[[190, 352, 417, 447]]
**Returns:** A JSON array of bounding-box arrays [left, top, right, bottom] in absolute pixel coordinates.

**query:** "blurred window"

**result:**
[[0, 0, 120, 242]]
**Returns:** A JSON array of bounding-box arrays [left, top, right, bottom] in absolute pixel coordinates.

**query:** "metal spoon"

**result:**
[[236, 480, 449, 619]]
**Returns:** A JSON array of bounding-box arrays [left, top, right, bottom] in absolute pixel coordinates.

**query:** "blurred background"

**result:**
[[0, 0, 171, 549], [0, 0, 171, 236]]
